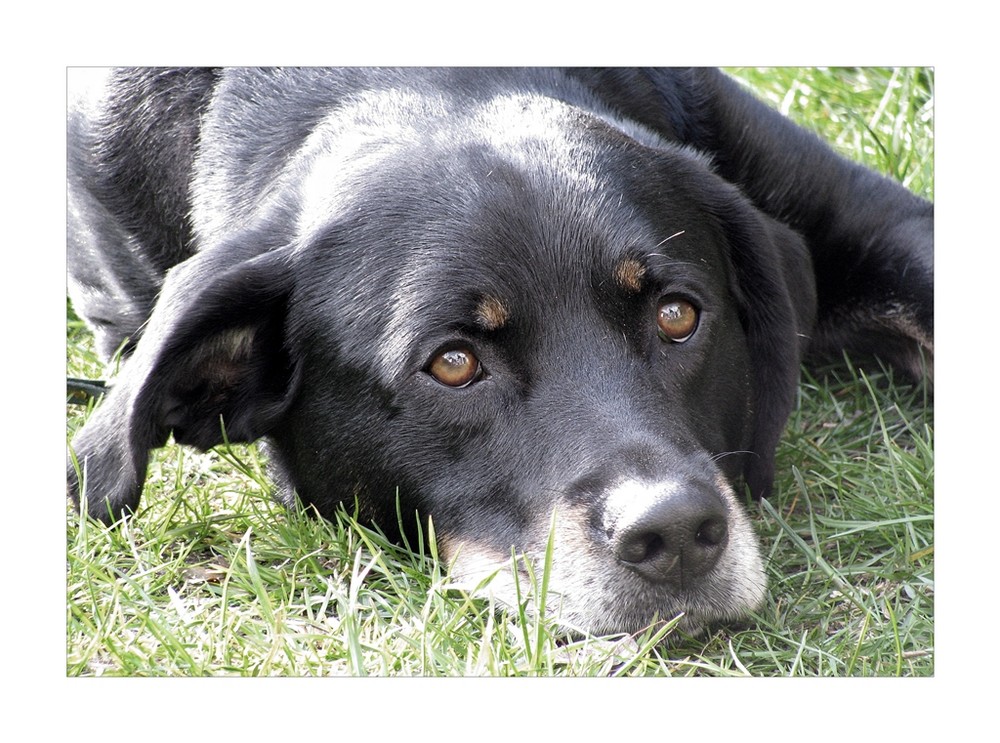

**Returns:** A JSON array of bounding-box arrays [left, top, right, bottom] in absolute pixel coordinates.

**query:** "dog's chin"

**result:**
[[441, 532, 767, 640]]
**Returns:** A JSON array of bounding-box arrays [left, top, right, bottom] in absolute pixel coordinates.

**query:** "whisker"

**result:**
[[653, 230, 686, 248], [710, 450, 756, 463]]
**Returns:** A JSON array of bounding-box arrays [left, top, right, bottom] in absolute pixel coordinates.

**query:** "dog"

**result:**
[[67, 68, 933, 636]]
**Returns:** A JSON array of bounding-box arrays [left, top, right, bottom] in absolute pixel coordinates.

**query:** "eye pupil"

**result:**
[[657, 298, 699, 342], [429, 348, 481, 387]]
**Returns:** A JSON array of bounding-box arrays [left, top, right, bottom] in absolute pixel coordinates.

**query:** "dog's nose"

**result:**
[[608, 480, 729, 587]]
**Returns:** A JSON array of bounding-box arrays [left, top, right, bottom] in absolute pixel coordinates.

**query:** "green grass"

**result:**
[[66, 67, 933, 677]]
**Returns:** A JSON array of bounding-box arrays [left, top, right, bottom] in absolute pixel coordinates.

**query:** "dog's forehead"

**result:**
[[291, 87, 673, 243], [292, 89, 728, 379]]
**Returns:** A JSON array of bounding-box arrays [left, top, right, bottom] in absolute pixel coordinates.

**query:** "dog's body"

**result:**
[[67, 68, 933, 635]]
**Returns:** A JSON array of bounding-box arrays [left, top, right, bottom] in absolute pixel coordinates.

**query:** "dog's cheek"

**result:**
[[267, 367, 403, 516], [675, 313, 755, 466]]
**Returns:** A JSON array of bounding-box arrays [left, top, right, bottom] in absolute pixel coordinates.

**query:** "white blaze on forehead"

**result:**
[[471, 94, 603, 194], [294, 90, 437, 241], [293, 129, 401, 239], [295, 91, 596, 242]]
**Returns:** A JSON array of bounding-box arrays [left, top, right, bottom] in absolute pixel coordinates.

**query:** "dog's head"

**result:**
[[69, 91, 815, 635]]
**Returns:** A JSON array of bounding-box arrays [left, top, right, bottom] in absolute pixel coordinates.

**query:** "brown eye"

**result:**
[[429, 348, 482, 387], [657, 298, 699, 343]]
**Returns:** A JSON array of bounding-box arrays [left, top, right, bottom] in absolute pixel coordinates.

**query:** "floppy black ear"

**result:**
[[708, 189, 817, 499], [678, 68, 933, 382], [68, 245, 300, 524]]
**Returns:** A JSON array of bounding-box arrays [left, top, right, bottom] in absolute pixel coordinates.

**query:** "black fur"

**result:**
[[67, 68, 932, 634]]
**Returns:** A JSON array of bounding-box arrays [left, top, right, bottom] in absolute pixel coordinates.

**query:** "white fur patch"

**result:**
[[293, 90, 443, 242], [444, 476, 766, 636]]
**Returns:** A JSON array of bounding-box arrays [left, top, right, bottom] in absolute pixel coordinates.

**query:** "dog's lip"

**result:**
[[436, 532, 764, 636], [441, 555, 716, 637]]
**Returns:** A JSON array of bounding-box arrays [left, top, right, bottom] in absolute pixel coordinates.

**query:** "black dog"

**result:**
[[67, 68, 933, 635]]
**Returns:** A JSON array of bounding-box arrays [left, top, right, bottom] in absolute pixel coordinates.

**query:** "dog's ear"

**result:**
[[707, 189, 817, 499], [68, 245, 301, 524]]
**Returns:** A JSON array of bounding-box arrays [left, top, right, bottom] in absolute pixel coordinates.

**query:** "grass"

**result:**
[[65, 67, 933, 677]]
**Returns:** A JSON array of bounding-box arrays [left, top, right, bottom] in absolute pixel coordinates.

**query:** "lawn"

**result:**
[[66, 67, 933, 677]]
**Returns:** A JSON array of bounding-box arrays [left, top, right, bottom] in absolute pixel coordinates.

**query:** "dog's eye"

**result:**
[[428, 348, 482, 388], [657, 297, 699, 343]]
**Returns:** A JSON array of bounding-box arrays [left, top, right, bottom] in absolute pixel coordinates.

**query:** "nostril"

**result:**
[[695, 516, 727, 547], [618, 533, 665, 564]]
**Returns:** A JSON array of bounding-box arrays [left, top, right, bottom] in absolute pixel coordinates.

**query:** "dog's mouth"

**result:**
[[442, 541, 763, 639], [437, 481, 767, 638]]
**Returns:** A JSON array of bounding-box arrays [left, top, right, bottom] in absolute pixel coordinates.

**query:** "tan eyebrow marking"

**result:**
[[613, 258, 646, 293], [475, 295, 510, 330]]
